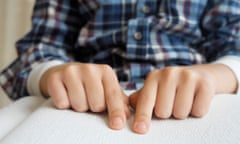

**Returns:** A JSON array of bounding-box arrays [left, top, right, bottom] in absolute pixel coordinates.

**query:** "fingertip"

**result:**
[[132, 121, 149, 134], [104, 83, 129, 130], [110, 116, 125, 130], [108, 108, 127, 130], [132, 114, 150, 134]]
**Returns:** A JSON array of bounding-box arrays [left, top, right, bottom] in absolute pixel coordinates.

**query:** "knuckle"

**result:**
[[101, 64, 113, 72], [81, 64, 96, 75], [148, 69, 159, 76], [146, 70, 159, 80], [99, 64, 117, 79], [181, 69, 198, 81], [161, 67, 180, 81], [163, 67, 179, 75], [63, 64, 77, 77]]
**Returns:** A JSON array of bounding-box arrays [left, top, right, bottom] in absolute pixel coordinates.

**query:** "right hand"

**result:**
[[40, 62, 130, 130]]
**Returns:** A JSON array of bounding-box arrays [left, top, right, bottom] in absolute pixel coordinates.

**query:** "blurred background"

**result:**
[[0, 0, 34, 107]]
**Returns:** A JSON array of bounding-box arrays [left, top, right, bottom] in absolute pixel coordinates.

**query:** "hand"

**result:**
[[40, 62, 130, 130], [129, 64, 238, 134]]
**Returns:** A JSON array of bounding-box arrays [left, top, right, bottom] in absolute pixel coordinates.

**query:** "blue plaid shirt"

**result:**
[[1, 0, 240, 99]]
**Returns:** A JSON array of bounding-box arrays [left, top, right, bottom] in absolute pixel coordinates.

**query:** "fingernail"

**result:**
[[134, 122, 147, 134], [112, 117, 123, 129]]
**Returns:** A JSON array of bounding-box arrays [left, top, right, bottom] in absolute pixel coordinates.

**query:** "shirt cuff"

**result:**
[[213, 56, 240, 95], [27, 60, 64, 97]]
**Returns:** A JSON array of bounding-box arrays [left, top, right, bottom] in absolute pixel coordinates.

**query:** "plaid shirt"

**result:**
[[1, 0, 240, 99]]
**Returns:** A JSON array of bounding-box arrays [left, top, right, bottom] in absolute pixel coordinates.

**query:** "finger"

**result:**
[[129, 91, 139, 110], [154, 75, 177, 119], [63, 71, 88, 112], [173, 73, 196, 119], [84, 76, 105, 112], [121, 90, 131, 118], [191, 81, 214, 118], [102, 70, 128, 130], [133, 73, 158, 134], [47, 74, 70, 109]]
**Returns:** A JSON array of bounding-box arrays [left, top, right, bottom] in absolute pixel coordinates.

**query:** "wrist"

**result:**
[[207, 64, 238, 94], [212, 56, 240, 95], [27, 60, 64, 97]]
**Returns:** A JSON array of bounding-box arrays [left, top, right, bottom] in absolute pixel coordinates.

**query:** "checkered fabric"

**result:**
[[0, 0, 240, 99]]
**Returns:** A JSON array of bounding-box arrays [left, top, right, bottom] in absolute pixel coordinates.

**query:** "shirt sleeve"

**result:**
[[0, 0, 99, 100]]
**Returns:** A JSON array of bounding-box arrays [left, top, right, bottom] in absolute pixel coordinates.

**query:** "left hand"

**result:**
[[129, 64, 238, 134]]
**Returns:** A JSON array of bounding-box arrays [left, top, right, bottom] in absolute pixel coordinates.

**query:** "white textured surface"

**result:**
[[0, 94, 240, 144], [0, 96, 45, 140]]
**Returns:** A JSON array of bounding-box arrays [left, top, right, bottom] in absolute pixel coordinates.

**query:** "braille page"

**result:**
[[1, 94, 240, 144], [0, 96, 45, 140]]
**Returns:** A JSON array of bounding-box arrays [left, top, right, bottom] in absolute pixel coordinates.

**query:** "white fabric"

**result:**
[[27, 60, 64, 96], [214, 56, 240, 95], [0, 92, 240, 144]]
